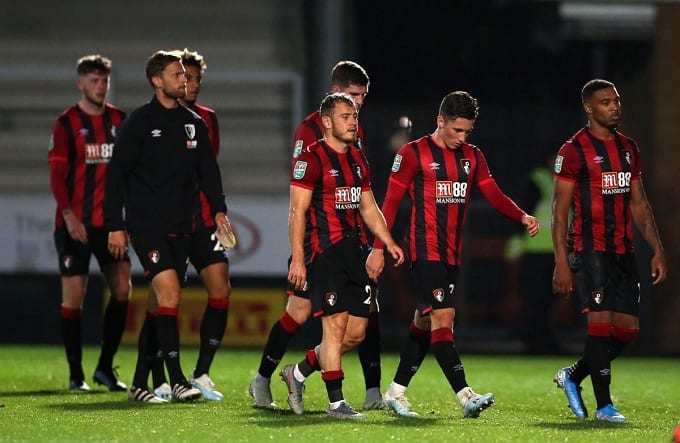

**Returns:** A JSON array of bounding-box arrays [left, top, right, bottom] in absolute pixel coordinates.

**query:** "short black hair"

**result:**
[[331, 61, 369, 89], [176, 48, 207, 74], [439, 91, 479, 121], [145, 50, 181, 87], [319, 92, 357, 118], [76, 54, 112, 76], [581, 79, 615, 103]]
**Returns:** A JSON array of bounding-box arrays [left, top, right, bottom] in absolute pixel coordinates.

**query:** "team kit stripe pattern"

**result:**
[[50, 103, 125, 229], [193, 104, 220, 229], [401, 136, 484, 266], [557, 128, 640, 254], [292, 141, 370, 263]]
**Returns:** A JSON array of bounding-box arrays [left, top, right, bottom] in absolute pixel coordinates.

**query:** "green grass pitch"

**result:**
[[0, 345, 678, 442]]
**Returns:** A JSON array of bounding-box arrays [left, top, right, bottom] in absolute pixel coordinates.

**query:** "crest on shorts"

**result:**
[[433, 288, 444, 302], [149, 250, 160, 264], [325, 292, 337, 306], [184, 124, 195, 140], [592, 290, 604, 305], [63, 255, 73, 269]]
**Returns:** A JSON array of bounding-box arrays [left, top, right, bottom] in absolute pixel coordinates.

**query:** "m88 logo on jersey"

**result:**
[[335, 186, 361, 209], [85, 143, 114, 164], [601, 171, 631, 195], [435, 180, 467, 204]]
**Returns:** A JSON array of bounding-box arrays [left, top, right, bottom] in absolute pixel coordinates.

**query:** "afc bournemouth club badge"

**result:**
[[149, 250, 160, 264], [592, 290, 604, 305], [433, 288, 445, 302], [325, 292, 337, 307]]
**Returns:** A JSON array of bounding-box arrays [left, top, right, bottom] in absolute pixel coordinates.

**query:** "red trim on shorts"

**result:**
[[431, 327, 454, 344], [409, 322, 431, 341], [158, 307, 178, 317], [61, 306, 81, 319], [207, 297, 229, 310], [321, 370, 344, 382], [313, 309, 325, 318], [279, 312, 301, 333], [611, 326, 639, 343], [588, 322, 612, 337]]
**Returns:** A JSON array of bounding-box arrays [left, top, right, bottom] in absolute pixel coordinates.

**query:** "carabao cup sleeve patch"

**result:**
[[293, 160, 308, 179], [391, 154, 403, 172]]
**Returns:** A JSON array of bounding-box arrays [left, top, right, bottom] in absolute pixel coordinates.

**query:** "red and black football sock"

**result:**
[[257, 312, 301, 378], [194, 297, 229, 376], [358, 311, 381, 390], [322, 370, 345, 403], [97, 298, 128, 372], [568, 326, 638, 385], [297, 348, 321, 377], [157, 308, 186, 386], [585, 323, 612, 409], [393, 322, 430, 387], [61, 306, 84, 382], [430, 327, 468, 393]]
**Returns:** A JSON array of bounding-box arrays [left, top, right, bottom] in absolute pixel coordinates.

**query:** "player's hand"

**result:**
[[522, 214, 539, 237], [63, 209, 88, 244], [288, 256, 307, 291], [366, 248, 385, 282], [108, 230, 128, 260], [650, 251, 667, 285], [552, 262, 573, 296], [386, 243, 405, 267]]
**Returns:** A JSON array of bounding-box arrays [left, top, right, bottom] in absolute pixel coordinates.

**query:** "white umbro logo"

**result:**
[[151, 129, 162, 138], [593, 155, 604, 164], [429, 162, 440, 170], [329, 169, 339, 177]]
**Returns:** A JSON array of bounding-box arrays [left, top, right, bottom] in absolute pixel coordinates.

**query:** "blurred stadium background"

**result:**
[[0, 0, 677, 354]]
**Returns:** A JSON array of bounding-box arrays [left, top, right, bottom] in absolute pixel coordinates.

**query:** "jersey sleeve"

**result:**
[[48, 118, 72, 211], [553, 142, 580, 182], [373, 145, 414, 249], [292, 122, 322, 160], [471, 147, 494, 187], [290, 150, 321, 190]]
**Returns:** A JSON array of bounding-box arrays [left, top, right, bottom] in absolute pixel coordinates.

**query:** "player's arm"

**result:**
[[478, 179, 539, 237], [551, 178, 575, 296], [360, 190, 404, 281], [366, 179, 408, 278], [288, 185, 312, 290], [49, 121, 89, 244], [629, 178, 667, 285]]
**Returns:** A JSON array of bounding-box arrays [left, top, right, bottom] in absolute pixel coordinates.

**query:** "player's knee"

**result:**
[[286, 299, 311, 324], [342, 330, 365, 350]]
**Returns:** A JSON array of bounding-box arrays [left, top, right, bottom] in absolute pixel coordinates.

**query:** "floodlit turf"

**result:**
[[0, 345, 678, 442]]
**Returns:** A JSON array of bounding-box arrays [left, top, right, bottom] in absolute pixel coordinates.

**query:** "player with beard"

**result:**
[[146, 49, 232, 402], [281, 93, 404, 419], [552, 79, 667, 422], [48, 54, 131, 392], [105, 50, 228, 403], [250, 61, 389, 411]]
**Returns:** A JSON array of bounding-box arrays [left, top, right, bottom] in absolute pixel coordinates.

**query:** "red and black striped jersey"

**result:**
[[554, 127, 641, 254], [191, 103, 221, 229], [48, 103, 125, 229], [378, 135, 522, 266], [290, 140, 371, 263]]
